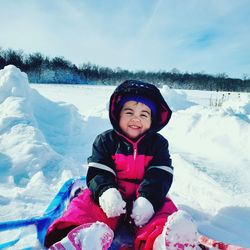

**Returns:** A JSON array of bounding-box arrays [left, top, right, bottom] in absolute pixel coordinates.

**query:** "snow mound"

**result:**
[[221, 94, 250, 122], [161, 85, 197, 111], [0, 65, 86, 186], [0, 65, 30, 102]]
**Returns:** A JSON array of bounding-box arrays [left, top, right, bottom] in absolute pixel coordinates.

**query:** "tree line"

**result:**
[[1, 48, 249, 92]]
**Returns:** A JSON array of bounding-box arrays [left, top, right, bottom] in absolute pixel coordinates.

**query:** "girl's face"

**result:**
[[119, 101, 152, 139]]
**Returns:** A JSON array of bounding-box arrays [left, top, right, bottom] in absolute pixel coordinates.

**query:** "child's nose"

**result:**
[[131, 115, 140, 121]]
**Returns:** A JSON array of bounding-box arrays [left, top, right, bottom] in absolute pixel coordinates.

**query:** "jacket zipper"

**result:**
[[115, 130, 144, 169], [133, 146, 137, 160]]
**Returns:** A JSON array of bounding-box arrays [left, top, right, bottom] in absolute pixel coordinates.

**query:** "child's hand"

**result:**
[[131, 197, 154, 226], [99, 188, 126, 218]]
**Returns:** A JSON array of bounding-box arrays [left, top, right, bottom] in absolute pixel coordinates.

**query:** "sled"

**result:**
[[0, 177, 85, 249], [0, 177, 249, 250], [198, 235, 250, 250]]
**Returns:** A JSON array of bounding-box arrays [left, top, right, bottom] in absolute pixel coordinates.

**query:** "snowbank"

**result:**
[[0, 66, 86, 187], [0, 65, 249, 247], [161, 85, 196, 111]]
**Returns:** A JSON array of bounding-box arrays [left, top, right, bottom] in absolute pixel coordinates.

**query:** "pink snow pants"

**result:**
[[44, 189, 178, 250]]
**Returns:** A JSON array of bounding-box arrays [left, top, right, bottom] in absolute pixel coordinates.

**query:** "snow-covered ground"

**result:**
[[0, 65, 250, 249]]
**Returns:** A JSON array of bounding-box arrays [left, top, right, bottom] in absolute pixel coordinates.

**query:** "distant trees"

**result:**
[[0, 47, 249, 92], [0, 48, 86, 84], [0, 48, 25, 69]]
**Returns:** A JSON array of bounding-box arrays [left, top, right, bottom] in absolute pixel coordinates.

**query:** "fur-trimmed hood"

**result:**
[[109, 80, 172, 134]]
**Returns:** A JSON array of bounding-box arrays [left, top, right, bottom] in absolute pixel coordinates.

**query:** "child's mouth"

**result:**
[[129, 125, 140, 129]]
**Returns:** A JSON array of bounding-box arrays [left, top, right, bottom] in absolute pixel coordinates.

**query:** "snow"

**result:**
[[99, 188, 126, 218], [0, 65, 250, 249], [159, 210, 198, 250], [67, 222, 114, 250]]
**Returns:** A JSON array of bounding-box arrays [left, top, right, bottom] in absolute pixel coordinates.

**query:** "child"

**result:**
[[45, 80, 198, 250]]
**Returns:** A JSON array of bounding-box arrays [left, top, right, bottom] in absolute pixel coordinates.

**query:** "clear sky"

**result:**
[[1, 0, 250, 79]]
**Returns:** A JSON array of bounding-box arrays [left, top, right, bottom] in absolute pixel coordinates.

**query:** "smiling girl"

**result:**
[[45, 80, 198, 250]]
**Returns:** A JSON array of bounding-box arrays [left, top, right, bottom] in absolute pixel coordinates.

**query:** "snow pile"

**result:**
[[0, 66, 88, 188], [164, 101, 250, 213], [161, 85, 196, 111], [0, 65, 53, 186], [166, 104, 250, 164], [0, 65, 90, 221], [221, 93, 250, 120], [0, 65, 250, 248]]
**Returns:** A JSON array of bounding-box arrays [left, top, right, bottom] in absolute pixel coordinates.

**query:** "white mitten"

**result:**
[[99, 188, 126, 218], [131, 197, 154, 226]]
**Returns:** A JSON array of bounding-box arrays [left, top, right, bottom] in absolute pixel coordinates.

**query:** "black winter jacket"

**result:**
[[87, 80, 173, 211]]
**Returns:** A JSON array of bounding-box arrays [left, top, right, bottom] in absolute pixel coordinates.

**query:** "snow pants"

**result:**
[[44, 189, 178, 250]]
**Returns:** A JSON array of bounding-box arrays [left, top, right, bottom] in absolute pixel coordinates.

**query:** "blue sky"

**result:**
[[0, 0, 250, 79]]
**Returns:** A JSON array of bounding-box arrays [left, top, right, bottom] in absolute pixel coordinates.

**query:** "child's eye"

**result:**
[[141, 113, 149, 118]]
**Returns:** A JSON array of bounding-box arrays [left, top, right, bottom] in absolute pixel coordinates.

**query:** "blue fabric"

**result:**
[[119, 95, 157, 117], [0, 176, 135, 249], [0, 176, 86, 249]]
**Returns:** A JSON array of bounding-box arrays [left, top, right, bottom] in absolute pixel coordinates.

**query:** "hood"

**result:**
[[109, 80, 172, 134]]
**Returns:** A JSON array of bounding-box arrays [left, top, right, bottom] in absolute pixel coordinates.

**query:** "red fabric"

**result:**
[[112, 153, 153, 200], [134, 197, 178, 250], [112, 154, 153, 180], [45, 189, 119, 247], [45, 190, 177, 249]]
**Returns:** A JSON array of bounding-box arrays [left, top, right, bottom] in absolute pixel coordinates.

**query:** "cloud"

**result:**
[[0, 0, 249, 78]]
